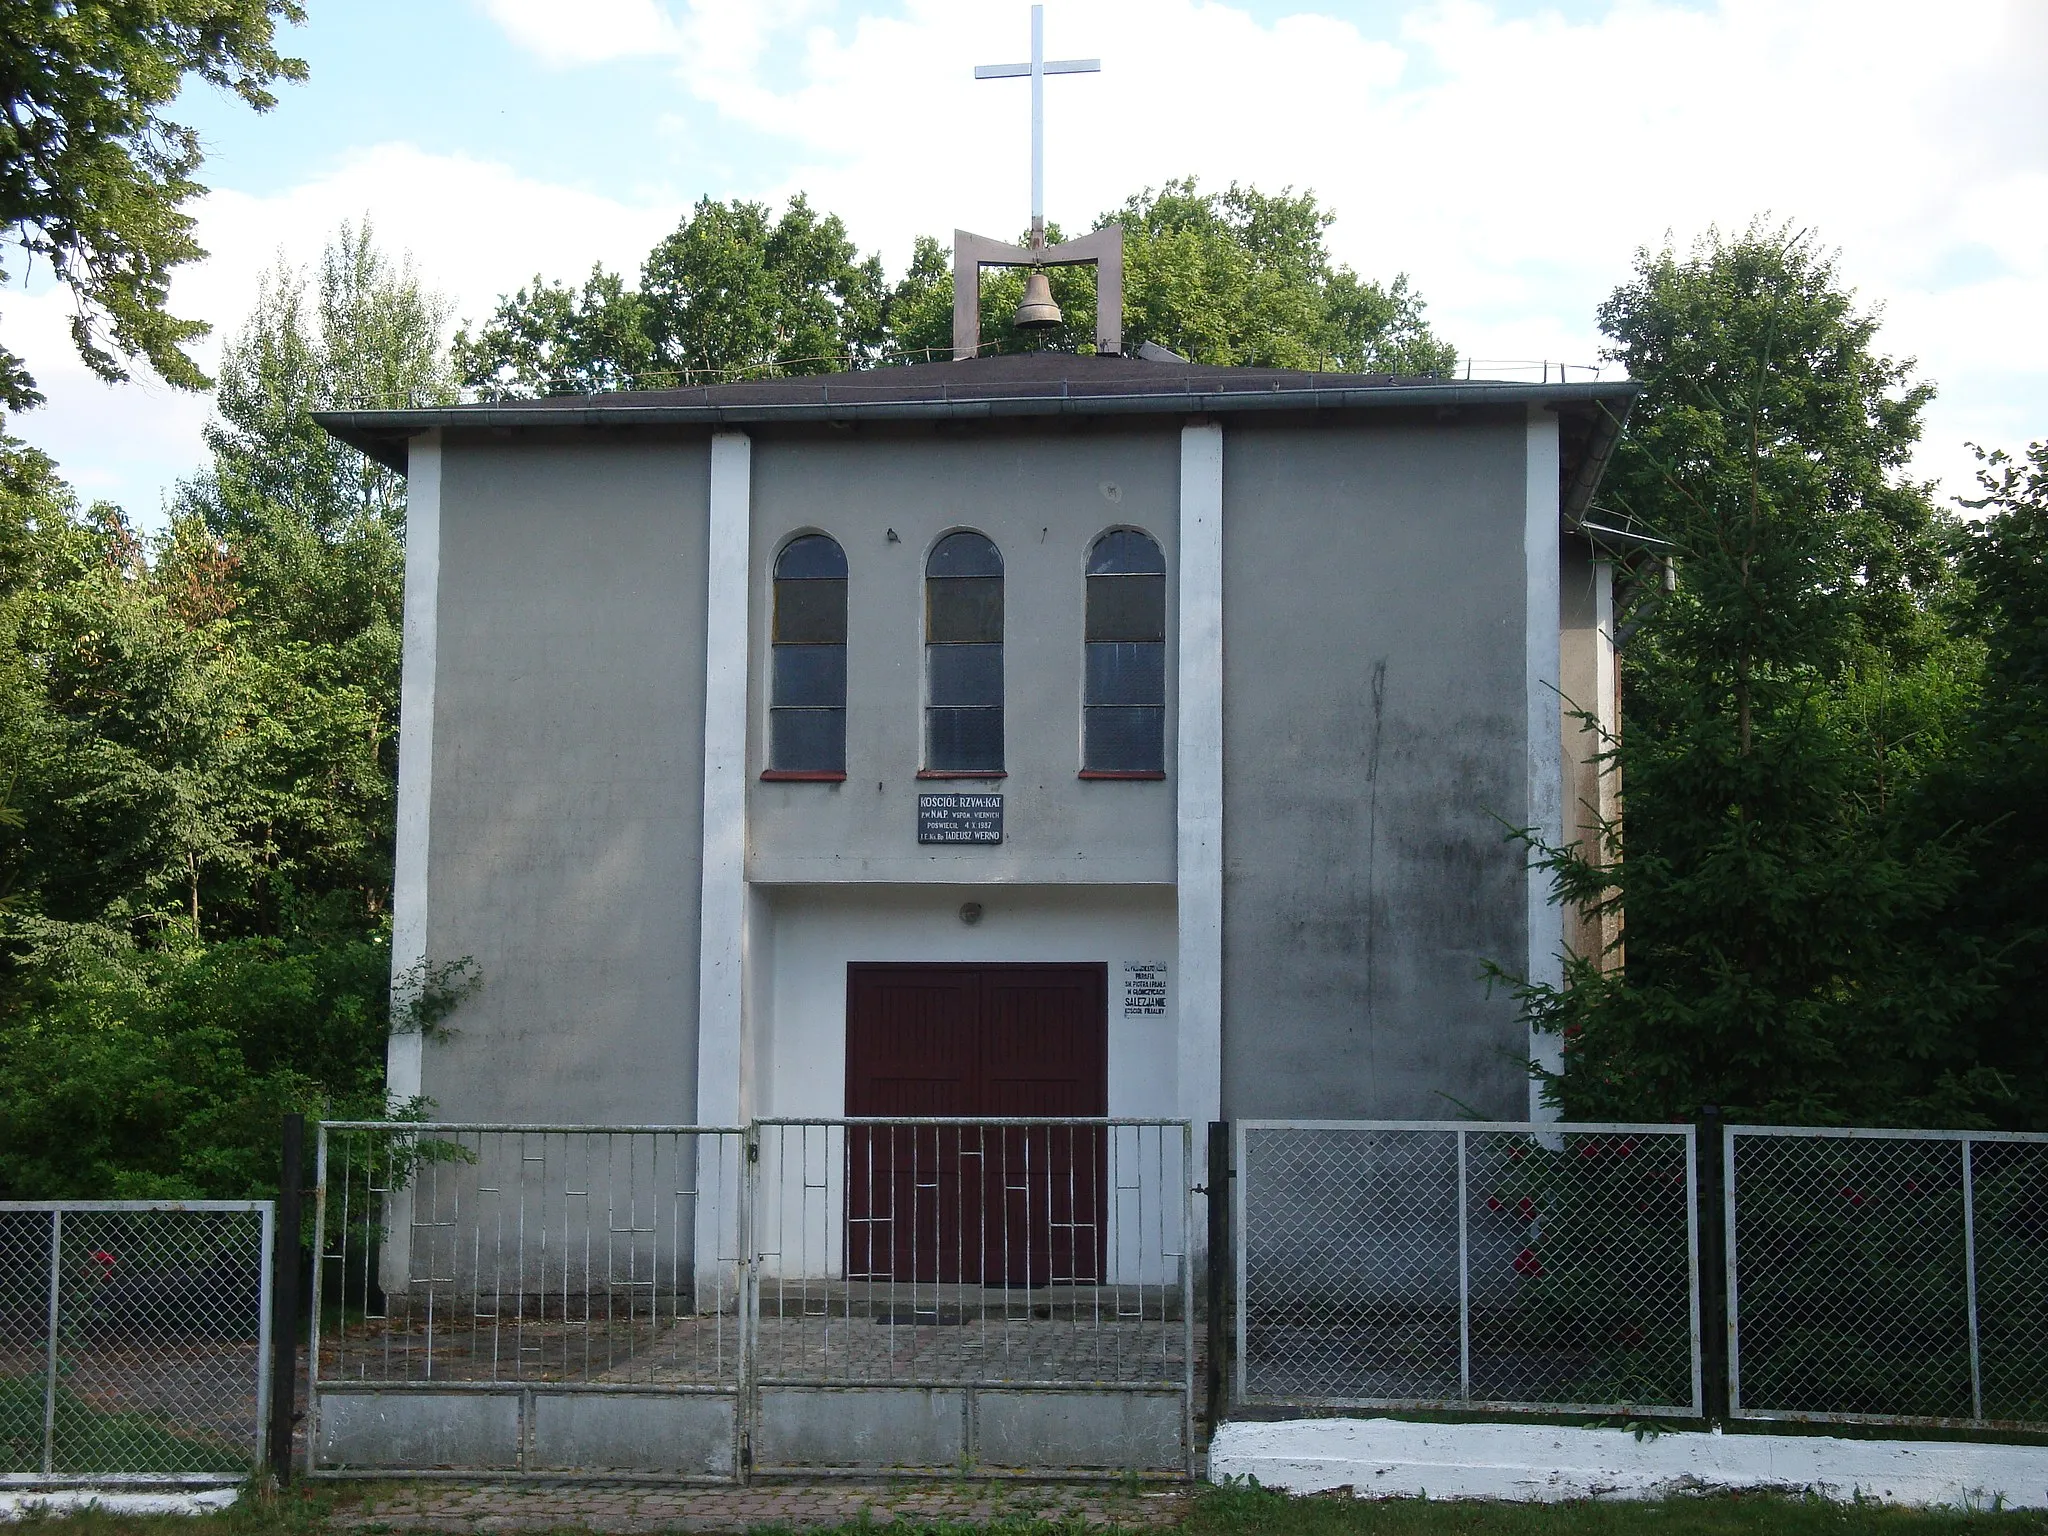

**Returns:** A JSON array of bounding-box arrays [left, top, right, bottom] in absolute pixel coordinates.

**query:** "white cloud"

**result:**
[[6, 143, 677, 521], [13, 0, 2047, 520], [606, 0, 2044, 500], [474, 0, 683, 65]]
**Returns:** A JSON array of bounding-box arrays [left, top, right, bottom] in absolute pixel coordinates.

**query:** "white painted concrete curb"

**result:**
[[1208, 1418, 2048, 1509], [0, 1487, 240, 1520]]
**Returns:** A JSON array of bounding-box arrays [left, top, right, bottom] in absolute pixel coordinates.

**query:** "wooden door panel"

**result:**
[[982, 969, 1107, 1116], [846, 969, 979, 1280], [981, 969, 1108, 1283], [843, 964, 1107, 1286], [845, 969, 978, 1115]]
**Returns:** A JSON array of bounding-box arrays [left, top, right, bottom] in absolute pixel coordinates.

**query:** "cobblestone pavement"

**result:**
[[330, 1479, 1191, 1532]]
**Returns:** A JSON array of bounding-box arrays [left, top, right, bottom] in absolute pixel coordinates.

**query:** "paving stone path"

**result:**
[[331, 1479, 1191, 1533]]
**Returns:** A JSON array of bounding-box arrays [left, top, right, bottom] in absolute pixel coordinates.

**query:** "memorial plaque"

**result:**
[[1122, 961, 1168, 1018], [917, 792, 1004, 844]]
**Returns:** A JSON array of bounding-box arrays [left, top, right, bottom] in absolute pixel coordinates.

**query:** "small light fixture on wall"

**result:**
[[959, 902, 984, 926]]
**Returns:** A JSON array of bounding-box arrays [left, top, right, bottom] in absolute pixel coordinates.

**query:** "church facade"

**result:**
[[320, 353, 1633, 1134]]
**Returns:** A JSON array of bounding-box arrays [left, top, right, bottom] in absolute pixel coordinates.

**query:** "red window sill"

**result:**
[[916, 769, 1008, 780], [1078, 770, 1167, 781], [759, 769, 847, 782]]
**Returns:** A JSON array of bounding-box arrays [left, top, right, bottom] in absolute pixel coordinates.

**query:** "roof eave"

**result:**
[[314, 379, 1641, 476]]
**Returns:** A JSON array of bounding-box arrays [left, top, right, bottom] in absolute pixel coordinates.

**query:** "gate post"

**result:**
[[269, 1114, 305, 1484], [1204, 1120, 1230, 1435], [1697, 1106, 1730, 1423]]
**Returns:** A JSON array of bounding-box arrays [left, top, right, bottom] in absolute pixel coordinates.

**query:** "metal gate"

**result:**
[[306, 1119, 1192, 1479], [752, 1119, 1192, 1476], [1, 1201, 274, 1485]]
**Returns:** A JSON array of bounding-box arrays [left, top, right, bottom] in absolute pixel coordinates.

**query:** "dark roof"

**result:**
[[315, 352, 1637, 521]]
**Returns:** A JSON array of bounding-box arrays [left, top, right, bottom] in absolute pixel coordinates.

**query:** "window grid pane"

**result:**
[[928, 642, 1002, 707], [775, 578, 847, 644], [776, 534, 848, 581], [773, 644, 846, 707], [771, 706, 845, 773], [1085, 641, 1165, 707], [926, 706, 1004, 771], [1087, 529, 1166, 576], [927, 577, 1003, 644], [928, 531, 1003, 577], [1087, 574, 1165, 643], [1084, 706, 1165, 773]]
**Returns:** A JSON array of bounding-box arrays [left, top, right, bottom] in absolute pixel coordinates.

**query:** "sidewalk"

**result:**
[[331, 1479, 1191, 1532]]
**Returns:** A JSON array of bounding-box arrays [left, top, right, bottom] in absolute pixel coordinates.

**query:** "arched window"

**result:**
[[768, 534, 847, 775], [1083, 529, 1166, 775], [925, 531, 1003, 773]]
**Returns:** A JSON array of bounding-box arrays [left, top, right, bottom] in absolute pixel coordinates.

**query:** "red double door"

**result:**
[[844, 964, 1108, 1287]]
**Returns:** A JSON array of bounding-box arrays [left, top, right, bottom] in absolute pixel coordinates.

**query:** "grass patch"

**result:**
[[1183, 1483, 2048, 1535], [0, 1377, 247, 1476]]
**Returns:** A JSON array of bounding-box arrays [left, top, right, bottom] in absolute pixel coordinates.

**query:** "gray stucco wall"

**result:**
[[423, 436, 710, 1121], [1219, 416, 1531, 1119], [746, 426, 1178, 885]]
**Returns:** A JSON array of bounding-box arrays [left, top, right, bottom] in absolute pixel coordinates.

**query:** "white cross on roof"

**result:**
[[974, 5, 1100, 250]]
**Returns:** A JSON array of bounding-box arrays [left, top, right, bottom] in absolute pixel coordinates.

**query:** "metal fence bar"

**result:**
[[1232, 1120, 1248, 1410], [253, 1203, 276, 1472], [1684, 1127, 1704, 1418], [1456, 1129, 1470, 1407], [1962, 1137, 1982, 1423], [42, 1209, 59, 1476], [303, 1121, 329, 1478], [1723, 1122, 1742, 1419]]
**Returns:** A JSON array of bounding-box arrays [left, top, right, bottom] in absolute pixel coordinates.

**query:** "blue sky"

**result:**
[[6, 0, 2044, 520]]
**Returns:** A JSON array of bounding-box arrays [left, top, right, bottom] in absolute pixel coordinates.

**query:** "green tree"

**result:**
[[886, 183, 1458, 372], [1908, 442, 2048, 1126], [1519, 222, 1995, 1127], [455, 195, 887, 397], [0, 0, 307, 411], [455, 181, 1459, 394], [0, 224, 459, 1197], [174, 221, 456, 931], [1115, 179, 1456, 373], [448, 265, 653, 399]]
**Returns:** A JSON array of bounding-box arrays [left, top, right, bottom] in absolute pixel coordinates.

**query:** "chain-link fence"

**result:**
[[1235, 1122, 1699, 1415], [1727, 1127, 2048, 1429], [0, 1203, 273, 1484]]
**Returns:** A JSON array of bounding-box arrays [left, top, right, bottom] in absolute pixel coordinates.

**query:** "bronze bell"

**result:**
[[1012, 268, 1062, 329]]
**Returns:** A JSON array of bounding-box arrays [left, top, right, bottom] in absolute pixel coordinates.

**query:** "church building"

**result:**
[[320, 344, 1632, 1135]]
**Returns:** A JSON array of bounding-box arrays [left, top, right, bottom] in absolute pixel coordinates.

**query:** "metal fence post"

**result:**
[[1961, 1136, 1983, 1423], [1456, 1129, 1470, 1407], [303, 1123, 328, 1478], [1204, 1120, 1229, 1435], [1695, 1107, 1729, 1422], [269, 1114, 305, 1485], [42, 1207, 60, 1475]]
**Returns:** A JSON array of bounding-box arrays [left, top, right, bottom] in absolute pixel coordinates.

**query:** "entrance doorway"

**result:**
[[844, 964, 1107, 1286]]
